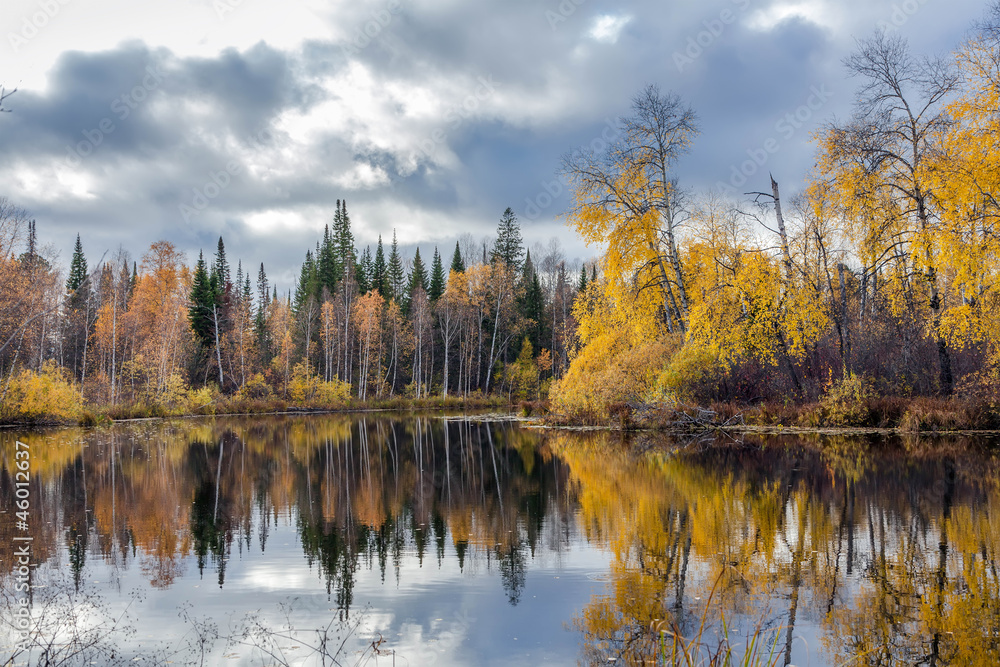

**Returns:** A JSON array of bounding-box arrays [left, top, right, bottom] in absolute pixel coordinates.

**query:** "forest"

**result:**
[[0, 198, 584, 422], [4, 18, 1000, 428]]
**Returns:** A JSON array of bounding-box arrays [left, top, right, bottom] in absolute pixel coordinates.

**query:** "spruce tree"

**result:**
[[66, 234, 88, 293], [372, 235, 388, 297], [213, 236, 231, 295], [387, 230, 406, 302], [293, 249, 317, 313], [450, 241, 465, 274], [334, 199, 355, 269], [356, 246, 372, 294], [407, 248, 428, 299], [189, 251, 216, 349], [578, 264, 588, 293], [518, 250, 545, 353], [492, 207, 524, 271], [318, 223, 339, 294], [429, 247, 445, 301]]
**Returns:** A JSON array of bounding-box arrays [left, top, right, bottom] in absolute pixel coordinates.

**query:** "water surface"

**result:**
[[1, 415, 998, 665]]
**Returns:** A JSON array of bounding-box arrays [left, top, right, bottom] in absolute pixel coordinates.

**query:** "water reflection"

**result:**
[[1, 416, 575, 615], [555, 431, 1000, 665], [1, 419, 999, 665]]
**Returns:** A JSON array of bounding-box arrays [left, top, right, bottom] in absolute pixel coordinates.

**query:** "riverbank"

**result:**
[[542, 395, 1000, 434], [0, 394, 511, 428]]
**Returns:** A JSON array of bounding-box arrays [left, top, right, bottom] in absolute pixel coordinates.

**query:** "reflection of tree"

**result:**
[[554, 432, 1000, 666], [498, 541, 526, 606]]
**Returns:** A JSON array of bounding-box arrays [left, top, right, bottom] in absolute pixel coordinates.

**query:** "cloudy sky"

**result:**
[[0, 0, 987, 289]]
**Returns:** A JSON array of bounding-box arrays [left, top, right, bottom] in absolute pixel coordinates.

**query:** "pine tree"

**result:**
[[387, 230, 406, 302], [429, 247, 445, 301], [66, 234, 88, 293], [372, 235, 388, 297], [450, 241, 465, 274], [591, 264, 597, 282], [189, 251, 216, 349], [408, 248, 429, 300], [578, 264, 588, 293], [492, 207, 524, 271]]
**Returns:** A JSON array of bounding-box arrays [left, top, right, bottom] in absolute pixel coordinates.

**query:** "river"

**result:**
[[1, 414, 998, 665]]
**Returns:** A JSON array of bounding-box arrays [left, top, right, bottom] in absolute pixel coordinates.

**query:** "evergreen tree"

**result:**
[[189, 251, 216, 349], [256, 263, 270, 313], [429, 246, 445, 301], [334, 199, 355, 269], [387, 230, 406, 302], [591, 264, 597, 282], [518, 250, 545, 353], [293, 249, 317, 313], [234, 260, 244, 308], [356, 246, 372, 294], [578, 264, 588, 293], [213, 236, 231, 297], [317, 223, 339, 294], [450, 241, 465, 274], [492, 207, 524, 271], [407, 248, 428, 300], [66, 234, 88, 293], [372, 235, 388, 297]]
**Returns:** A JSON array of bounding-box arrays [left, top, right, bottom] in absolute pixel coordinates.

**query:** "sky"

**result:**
[[0, 0, 987, 290]]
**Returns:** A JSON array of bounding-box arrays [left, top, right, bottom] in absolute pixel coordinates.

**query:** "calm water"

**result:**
[[1, 415, 999, 665]]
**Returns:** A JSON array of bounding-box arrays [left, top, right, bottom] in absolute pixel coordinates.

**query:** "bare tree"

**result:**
[[829, 29, 959, 393], [562, 84, 699, 332], [0, 83, 15, 113]]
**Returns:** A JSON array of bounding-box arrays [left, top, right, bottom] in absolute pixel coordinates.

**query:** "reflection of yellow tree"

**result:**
[[554, 431, 1000, 666]]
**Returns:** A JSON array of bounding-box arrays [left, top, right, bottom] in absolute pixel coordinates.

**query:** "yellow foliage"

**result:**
[[288, 362, 350, 404], [2, 360, 83, 422], [235, 373, 274, 401], [653, 344, 724, 404]]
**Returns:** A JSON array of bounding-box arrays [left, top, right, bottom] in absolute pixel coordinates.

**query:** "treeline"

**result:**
[[552, 15, 1000, 421], [0, 200, 589, 421]]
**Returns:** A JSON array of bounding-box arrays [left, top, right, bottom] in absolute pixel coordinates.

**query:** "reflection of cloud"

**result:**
[[587, 14, 633, 43]]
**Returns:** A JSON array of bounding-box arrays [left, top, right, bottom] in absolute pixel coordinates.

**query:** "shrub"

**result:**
[[810, 373, 876, 427], [2, 361, 83, 423], [654, 344, 725, 404], [550, 337, 678, 421]]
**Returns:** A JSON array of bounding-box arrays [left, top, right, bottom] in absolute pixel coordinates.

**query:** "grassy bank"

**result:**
[[2, 394, 510, 428]]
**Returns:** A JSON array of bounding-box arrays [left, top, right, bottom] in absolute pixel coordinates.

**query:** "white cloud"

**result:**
[[746, 1, 841, 32], [587, 14, 632, 44]]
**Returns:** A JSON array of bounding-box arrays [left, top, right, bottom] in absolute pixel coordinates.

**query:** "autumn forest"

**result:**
[[5, 21, 1000, 427]]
